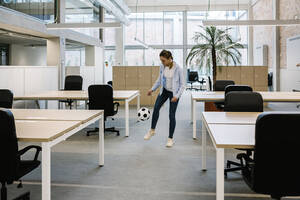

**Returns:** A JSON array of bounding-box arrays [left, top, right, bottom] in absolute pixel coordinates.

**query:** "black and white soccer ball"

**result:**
[[138, 107, 151, 121]]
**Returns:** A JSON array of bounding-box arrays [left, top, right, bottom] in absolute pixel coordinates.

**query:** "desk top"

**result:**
[[14, 90, 139, 101], [192, 91, 300, 102], [207, 124, 255, 149], [11, 109, 103, 123], [16, 120, 81, 142], [202, 112, 260, 125]]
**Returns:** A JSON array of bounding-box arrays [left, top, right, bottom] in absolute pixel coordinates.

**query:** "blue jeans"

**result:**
[[151, 88, 179, 139]]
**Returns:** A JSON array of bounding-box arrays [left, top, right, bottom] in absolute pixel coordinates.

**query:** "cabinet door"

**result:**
[[151, 66, 160, 85], [138, 67, 152, 88], [226, 66, 241, 84], [140, 89, 152, 106], [216, 67, 227, 80], [241, 67, 254, 88], [255, 86, 268, 91], [113, 66, 126, 90], [254, 67, 268, 87], [125, 67, 138, 88]]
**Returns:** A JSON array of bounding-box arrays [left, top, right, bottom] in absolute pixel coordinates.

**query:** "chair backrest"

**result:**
[[0, 89, 14, 108], [224, 91, 263, 112], [214, 80, 235, 91], [64, 75, 83, 90], [88, 85, 114, 117], [0, 109, 19, 183], [252, 113, 300, 197], [107, 81, 113, 86], [188, 71, 199, 82], [225, 85, 253, 95]]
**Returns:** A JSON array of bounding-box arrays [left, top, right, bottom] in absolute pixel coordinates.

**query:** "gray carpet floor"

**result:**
[[7, 91, 300, 200]]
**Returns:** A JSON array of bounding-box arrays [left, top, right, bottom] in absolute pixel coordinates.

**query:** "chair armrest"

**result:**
[[18, 145, 42, 161], [293, 89, 300, 92], [113, 102, 120, 113]]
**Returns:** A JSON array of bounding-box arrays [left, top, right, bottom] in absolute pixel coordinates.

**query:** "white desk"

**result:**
[[201, 112, 256, 200], [13, 109, 104, 200], [191, 91, 300, 139], [14, 90, 140, 137]]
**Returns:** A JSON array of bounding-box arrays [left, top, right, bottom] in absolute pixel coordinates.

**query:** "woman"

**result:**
[[144, 50, 185, 147]]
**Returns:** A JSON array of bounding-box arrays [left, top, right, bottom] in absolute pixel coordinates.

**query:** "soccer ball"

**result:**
[[138, 107, 151, 121]]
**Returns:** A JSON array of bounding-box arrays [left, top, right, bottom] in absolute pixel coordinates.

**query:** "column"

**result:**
[[86, 45, 104, 84], [248, 2, 254, 66], [115, 24, 125, 66], [273, 0, 280, 91], [47, 37, 65, 89]]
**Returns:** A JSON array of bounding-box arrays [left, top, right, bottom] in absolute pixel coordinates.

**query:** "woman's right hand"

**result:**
[[147, 89, 153, 96]]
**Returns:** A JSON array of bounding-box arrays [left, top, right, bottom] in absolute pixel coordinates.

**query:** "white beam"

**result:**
[[202, 19, 300, 26], [111, 0, 131, 15], [46, 22, 122, 29]]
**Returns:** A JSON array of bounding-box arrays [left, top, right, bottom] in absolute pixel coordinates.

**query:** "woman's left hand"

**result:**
[[171, 97, 178, 102]]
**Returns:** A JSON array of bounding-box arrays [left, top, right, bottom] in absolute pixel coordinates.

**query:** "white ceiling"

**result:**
[[124, 0, 250, 7]]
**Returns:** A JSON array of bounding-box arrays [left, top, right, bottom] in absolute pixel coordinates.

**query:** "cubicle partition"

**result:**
[[0, 66, 58, 108]]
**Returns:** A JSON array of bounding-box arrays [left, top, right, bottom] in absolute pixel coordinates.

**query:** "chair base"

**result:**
[[224, 160, 243, 177], [1, 182, 30, 200], [87, 127, 120, 136]]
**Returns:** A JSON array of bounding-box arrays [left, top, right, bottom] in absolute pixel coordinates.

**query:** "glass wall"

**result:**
[[65, 0, 100, 39], [104, 10, 248, 75], [0, 0, 55, 23]]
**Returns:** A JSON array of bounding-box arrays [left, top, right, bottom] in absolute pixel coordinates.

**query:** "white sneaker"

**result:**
[[166, 138, 174, 148], [144, 129, 155, 140]]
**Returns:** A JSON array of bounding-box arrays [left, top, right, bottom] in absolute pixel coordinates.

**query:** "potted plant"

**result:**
[[186, 26, 244, 87]]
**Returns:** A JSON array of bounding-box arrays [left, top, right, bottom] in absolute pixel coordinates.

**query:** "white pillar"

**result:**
[[47, 37, 65, 89], [57, 0, 65, 23], [115, 25, 125, 66], [86, 45, 104, 84], [273, 0, 280, 91], [248, 3, 254, 66]]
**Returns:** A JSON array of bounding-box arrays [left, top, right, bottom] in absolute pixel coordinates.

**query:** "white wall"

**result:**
[[10, 44, 47, 66]]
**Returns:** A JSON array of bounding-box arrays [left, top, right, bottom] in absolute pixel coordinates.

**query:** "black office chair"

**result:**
[[239, 113, 300, 199], [87, 85, 120, 136], [187, 71, 205, 91], [214, 80, 235, 109], [0, 109, 41, 200], [224, 91, 263, 177], [207, 76, 212, 91], [107, 81, 113, 87], [225, 85, 253, 95], [59, 75, 83, 109], [0, 89, 13, 108]]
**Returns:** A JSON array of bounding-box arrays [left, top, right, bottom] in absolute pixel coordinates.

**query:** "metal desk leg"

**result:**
[[99, 116, 104, 166], [74, 100, 77, 109], [85, 100, 88, 109], [45, 100, 48, 109], [202, 120, 207, 171], [41, 142, 51, 200], [137, 94, 140, 122], [191, 93, 193, 123], [216, 148, 224, 200], [193, 99, 197, 139], [35, 100, 40, 109], [125, 99, 129, 137]]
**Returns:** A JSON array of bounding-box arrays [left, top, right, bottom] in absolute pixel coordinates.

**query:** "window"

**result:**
[[65, 48, 85, 66], [163, 12, 183, 45], [125, 13, 144, 45], [104, 13, 117, 46], [125, 49, 144, 66], [105, 10, 249, 73]]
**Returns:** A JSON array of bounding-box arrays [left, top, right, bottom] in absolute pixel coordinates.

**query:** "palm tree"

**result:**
[[186, 26, 244, 86]]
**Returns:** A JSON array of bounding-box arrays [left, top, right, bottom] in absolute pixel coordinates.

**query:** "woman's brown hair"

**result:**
[[159, 50, 173, 60]]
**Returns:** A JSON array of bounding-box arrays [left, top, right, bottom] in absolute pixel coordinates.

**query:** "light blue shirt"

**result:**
[[151, 62, 185, 99]]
